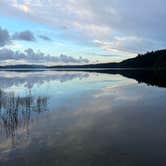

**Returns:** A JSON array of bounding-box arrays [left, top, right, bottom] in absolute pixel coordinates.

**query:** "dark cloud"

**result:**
[[12, 30, 35, 41], [0, 26, 52, 46], [0, 27, 10, 47], [87, 0, 166, 40], [0, 48, 89, 64], [38, 35, 51, 41]]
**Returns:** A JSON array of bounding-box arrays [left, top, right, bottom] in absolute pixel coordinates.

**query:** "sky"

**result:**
[[0, 0, 166, 65]]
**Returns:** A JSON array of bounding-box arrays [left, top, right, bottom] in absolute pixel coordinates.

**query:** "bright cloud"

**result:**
[[0, 48, 89, 65]]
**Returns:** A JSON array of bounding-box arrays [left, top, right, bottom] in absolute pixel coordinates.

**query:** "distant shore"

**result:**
[[1, 49, 166, 70]]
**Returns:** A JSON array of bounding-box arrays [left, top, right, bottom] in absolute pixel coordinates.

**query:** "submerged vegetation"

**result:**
[[0, 89, 48, 145]]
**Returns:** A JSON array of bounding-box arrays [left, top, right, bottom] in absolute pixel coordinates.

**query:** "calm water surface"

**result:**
[[0, 70, 166, 166]]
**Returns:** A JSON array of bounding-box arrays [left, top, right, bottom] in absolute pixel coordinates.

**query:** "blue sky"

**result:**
[[0, 0, 166, 65]]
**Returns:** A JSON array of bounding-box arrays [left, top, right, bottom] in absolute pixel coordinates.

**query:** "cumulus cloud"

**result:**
[[0, 27, 10, 47], [0, 48, 89, 64], [38, 35, 51, 41], [12, 30, 35, 41]]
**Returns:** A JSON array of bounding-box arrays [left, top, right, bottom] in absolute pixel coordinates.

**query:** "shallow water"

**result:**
[[0, 70, 166, 166]]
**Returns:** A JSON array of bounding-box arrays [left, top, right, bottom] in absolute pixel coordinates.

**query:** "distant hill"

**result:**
[[0, 64, 46, 69], [119, 49, 166, 68], [49, 49, 166, 69], [0, 49, 166, 69]]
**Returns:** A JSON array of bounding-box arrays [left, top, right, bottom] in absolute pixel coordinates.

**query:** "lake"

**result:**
[[0, 70, 166, 166]]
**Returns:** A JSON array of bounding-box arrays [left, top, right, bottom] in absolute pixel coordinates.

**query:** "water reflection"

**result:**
[[0, 89, 48, 145], [95, 69, 166, 88], [0, 70, 165, 166], [0, 69, 165, 88], [0, 71, 89, 89]]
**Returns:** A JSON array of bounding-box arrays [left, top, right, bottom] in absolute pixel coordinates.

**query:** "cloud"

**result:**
[[93, 36, 166, 55], [0, 26, 52, 46], [12, 30, 35, 41], [58, 54, 89, 63], [12, 2, 31, 13], [0, 0, 166, 55], [38, 35, 51, 41], [0, 27, 10, 47], [0, 48, 89, 64]]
